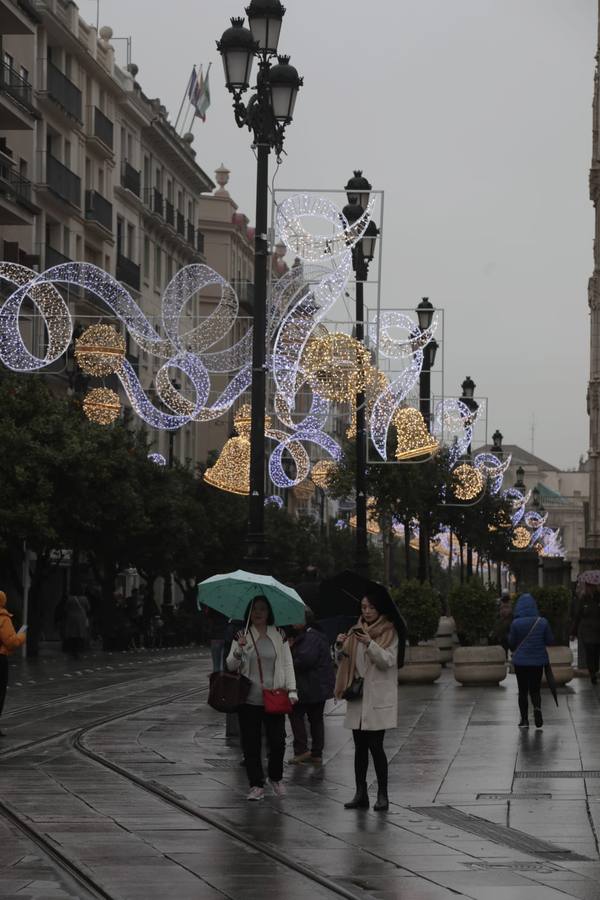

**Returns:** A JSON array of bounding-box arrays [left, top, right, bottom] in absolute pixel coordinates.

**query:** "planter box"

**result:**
[[435, 616, 458, 664], [454, 645, 507, 685], [398, 645, 442, 684], [544, 645, 574, 686]]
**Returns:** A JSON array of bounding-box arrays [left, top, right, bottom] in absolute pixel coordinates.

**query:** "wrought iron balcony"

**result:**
[[85, 189, 112, 232], [116, 253, 140, 291], [47, 153, 80, 207], [93, 106, 113, 149], [165, 199, 174, 226], [47, 61, 82, 121], [121, 161, 140, 196], [145, 187, 163, 216], [0, 60, 34, 111], [0, 168, 34, 207]]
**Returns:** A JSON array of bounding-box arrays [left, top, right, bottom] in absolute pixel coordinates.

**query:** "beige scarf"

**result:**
[[334, 615, 395, 699]]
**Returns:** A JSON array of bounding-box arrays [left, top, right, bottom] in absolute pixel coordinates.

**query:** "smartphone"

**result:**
[[350, 626, 364, 635]]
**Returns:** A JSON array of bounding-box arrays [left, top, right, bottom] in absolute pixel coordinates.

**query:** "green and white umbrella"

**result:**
[[197, 569, 306, 626]]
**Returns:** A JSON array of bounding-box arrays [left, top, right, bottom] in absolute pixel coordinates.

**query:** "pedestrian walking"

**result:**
[[0, 590, 26, 736], [335, 590, 402, 812], [508, 593, 554, 729], [287, 609, 335, 766], [226, 596, 298, 801], [63, 594, 90, 660], [493, 590, 513, 657], [571, 581, 600, 684]]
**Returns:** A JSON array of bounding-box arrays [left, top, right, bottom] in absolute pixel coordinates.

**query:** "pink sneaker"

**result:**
[[270, 780, 286, 797], [246, 786, 264, 801]]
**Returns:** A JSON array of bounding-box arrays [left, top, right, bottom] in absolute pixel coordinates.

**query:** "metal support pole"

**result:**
[[418, 345, 432, 583], [244, 142, 270, 573], [355, 271, 369, 578]]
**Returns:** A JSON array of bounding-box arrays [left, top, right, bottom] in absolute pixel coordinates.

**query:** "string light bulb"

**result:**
[[452, 463, 484, 501], [393, 407, 438, 460], [82, 387, 121, 425]]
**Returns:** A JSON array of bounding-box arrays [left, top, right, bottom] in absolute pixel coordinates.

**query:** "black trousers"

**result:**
[[289, 701, 325, 757], [584, 642, 600, 677], [0, 655, 8, 718], [514, 665, 543, 720], [352, 729, 388, 790], [238, 703, 286, 788]]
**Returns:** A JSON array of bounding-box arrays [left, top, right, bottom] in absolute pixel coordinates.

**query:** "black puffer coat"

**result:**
[[291, 627, 335, 703]]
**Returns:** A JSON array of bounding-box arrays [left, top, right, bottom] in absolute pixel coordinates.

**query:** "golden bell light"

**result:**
[[393, 407, 438, 461], [204, 435, 251, 495]]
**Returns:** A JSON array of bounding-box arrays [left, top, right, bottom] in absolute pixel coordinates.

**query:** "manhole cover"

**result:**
[[477, 793, 552, 800], [204, 758, 241, 769], [410, 806, 590, 861], [515, 770, 600, 779]]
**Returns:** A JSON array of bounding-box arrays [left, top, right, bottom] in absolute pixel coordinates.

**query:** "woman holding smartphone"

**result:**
[[335, 589, 403, 811], [0, 590, 26, 736]]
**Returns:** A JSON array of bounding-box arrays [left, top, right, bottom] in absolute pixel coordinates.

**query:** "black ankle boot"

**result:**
[[344, 783, 369, 809], [374, 787, 389, 811]]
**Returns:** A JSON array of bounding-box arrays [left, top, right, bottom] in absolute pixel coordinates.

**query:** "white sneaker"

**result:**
[[270, 780, 286, 797], [246, 786, 264, 801]]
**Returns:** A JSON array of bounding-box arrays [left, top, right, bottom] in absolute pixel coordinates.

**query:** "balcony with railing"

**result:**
[[144, 187, 163, 216], [116, 253, 140, 291], [0, 169, 35, 211], [176, 211, 185, 236], [121, 161, 140, 196], [46, 61, 82, 121], [165, 199, 174, 227], [45, 245, 71, 269], [0, 60, 34, 113], [85, 189, 112, 233], [91, 106, 113, 150], [46, 153, 80, 207]]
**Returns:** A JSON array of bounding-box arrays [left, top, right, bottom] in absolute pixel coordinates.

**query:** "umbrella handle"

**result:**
[[244, 600, 254, 636]]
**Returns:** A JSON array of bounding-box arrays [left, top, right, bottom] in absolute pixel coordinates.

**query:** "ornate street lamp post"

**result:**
[[342, 172, 379, 577], [416, 298, 438, 582], [218, 2, 302, 570], [460, 375, 478, 579]]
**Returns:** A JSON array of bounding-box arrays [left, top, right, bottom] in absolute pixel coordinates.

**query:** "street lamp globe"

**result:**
[[416, 297, 434, 331], [361, 219, 379, 263], [245, 0, 285, 55], [268, 55, 303, 122], [217, 17, 256, 92], [344, 170, 371, 209]]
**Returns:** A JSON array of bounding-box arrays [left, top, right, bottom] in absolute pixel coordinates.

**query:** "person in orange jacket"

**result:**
[[0, 590, 26, 736]]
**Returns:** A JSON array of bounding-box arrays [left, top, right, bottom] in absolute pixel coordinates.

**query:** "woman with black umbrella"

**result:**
[[335, 584, 405, 812]]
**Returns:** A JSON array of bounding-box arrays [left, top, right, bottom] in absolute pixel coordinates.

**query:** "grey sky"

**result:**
[[97, 0, 596, 469]]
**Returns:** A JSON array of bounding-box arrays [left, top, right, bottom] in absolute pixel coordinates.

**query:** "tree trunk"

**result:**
[[459, 540, 465, 584], [404, 519, 411, 580]]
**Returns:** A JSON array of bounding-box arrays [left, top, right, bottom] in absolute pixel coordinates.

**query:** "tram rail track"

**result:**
[[0, 681, 371, 900]]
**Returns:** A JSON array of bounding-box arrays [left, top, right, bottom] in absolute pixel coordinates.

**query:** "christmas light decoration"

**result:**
[[311, 459, 336, 491], [148, 453, 167, 466], [302, 333, 370, 403], [276, 193, 375, 262], [524, 510, 548, 529], [393, 407, 439, 460], [473, 453, 511, 496], [512, 526, 532, 550], [349, 498, 380, 534], [452, 463, 484, 501], [432, 398, 483, 466], [82, 387, 121, 425], [74, 324, 126, 377], [265, 495, 284, 509]]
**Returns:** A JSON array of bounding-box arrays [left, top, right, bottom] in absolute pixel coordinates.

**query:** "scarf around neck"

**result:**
[[334, 615, 395, 699]]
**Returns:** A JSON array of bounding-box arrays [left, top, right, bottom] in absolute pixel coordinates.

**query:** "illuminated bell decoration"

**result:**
[[311, 459, 336, 491], [82, 387, 121, 425], [512, 526, 531, 550], [204, 435, 250, 495], [452, 464, 484, 501], [75, 324, 126, 377], [393, 407, 439, 460], [302, 333, 370, 404]]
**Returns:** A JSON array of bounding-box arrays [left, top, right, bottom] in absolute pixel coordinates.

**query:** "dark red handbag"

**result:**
[[207, 670, 251, 713], [250, 631, 293, 715]]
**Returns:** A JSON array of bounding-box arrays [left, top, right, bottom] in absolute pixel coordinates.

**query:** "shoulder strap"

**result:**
[[249, 630, 264, 687], [515, 617, 541, 655]]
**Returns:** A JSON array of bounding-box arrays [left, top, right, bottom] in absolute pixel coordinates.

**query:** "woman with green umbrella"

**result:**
[[227, 595, 298, 801]]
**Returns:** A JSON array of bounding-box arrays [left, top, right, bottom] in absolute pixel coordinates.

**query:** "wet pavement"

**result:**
[[1, 645, 600, 899]]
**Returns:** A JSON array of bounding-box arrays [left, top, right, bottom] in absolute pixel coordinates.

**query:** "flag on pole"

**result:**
[[187, 66, 198, 103], [190, 64, 211, 122]]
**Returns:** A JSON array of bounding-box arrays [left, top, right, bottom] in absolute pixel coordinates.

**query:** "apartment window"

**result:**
[[187, 200, 193, 221], [155, 167, 162, 190], [63, 226, 70, 257], [127, 132, 133, 161], [97, 167, 104, 194], [19, 66, 29, 83], [3, 52, 13, 70], [85, 157, 91, 187], [127, 223, 135, 259], [120, 127, 126, 158], [143, 237, 150, 278], [167, 179, 173, 202], [116, 217, 124, 255], [19, 158, 27, 178], [177, 190, 183, 212], [154, 245, 162, 288], [99, 88, 106, 112], [143, 156, 151, 191], [65, 53, 72, 79], [166, 255, 173, 282], [64, 140, 71, 168]]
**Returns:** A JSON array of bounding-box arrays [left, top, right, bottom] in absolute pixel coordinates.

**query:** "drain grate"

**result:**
[[410, 805, 590, 861], [477, 792, 552, 800], [204, 758, 241, 769], [515, 770, 600, 779]]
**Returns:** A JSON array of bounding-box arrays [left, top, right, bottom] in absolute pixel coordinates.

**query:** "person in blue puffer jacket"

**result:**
[[508, 593, 554, 729]]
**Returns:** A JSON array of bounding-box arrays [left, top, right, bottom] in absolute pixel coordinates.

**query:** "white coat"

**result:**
[[342, 634, 399, 731], [226, 625, 297, 697]]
